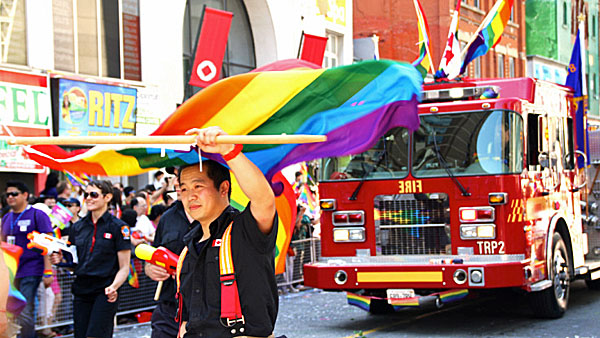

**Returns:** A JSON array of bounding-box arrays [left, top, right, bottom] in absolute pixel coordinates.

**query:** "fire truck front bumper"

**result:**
[[304, 254, 529, 290]]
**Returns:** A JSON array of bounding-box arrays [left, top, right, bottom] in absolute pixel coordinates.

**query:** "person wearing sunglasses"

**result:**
[[51, 180, 131, 338], [1, 180, 54, 338]]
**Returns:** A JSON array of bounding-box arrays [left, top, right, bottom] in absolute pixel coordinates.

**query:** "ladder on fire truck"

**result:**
[[0, 0, 19, 63]]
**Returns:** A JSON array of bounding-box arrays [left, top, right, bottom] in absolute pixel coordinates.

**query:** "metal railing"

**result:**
[[34, 238, 321, 331]]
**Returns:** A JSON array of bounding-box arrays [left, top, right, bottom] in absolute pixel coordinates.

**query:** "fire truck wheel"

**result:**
[[529, 232, 571, 319]]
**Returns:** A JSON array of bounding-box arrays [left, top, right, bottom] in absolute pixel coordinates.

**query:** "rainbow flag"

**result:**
[[460, 0, 514, 74], [128, 258, 139, 288], [411, 0, 433, 78], [64, 171, 88, 187], [347, 289, 468, 312], [1, 242, 27, 315], [230, 171, 296, 275], [24, 59, 422, 180]]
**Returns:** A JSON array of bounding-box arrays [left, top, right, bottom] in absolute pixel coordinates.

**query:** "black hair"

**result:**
[[36, 195, 56, 204], [44, 172, 59, 191], [154, 171, 164, 180], [178, 160, 231, 199], [6, 180, 30, 195], [87, 180, 114, 199], [120, 209, 138, 228], [110, 187, 123, 209], [295, 171, 302, 178], [149, 204, 167, 221], [123, 186, 135, 196]]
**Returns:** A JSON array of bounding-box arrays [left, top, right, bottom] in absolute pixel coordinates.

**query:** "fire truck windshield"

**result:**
[[320, 110, 523, 181], [413, 110, 523, 177]]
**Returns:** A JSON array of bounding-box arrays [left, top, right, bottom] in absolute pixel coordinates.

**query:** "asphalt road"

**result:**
[[115, 280, 600, 337]]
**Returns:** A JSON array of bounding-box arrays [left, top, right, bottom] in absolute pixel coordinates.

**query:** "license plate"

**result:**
[[386, 288, 415, 302]]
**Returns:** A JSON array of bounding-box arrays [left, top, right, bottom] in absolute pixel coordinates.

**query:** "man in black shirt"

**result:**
[[145, 199, 193, 338], [177, 127, 277, 338]]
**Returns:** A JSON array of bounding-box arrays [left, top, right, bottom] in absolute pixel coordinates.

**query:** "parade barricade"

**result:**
[[36, 238, 321, 331]]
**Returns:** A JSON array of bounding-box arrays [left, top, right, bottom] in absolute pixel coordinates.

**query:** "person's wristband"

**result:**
[[43, 269, 53, 278], [222, 144, 243, 161]]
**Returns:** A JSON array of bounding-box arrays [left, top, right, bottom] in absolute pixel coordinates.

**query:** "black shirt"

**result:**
[[152, 201, 194, 304], [179, 204, 278, 338], [70, 211, 131, 295]]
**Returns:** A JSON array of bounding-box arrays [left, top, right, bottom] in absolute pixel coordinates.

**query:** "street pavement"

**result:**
[[114, 281, 600, 337]]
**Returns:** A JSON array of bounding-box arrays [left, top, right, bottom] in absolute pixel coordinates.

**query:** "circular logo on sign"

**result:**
[[61, 87, 88, 125], [196, 60, 217, 82]]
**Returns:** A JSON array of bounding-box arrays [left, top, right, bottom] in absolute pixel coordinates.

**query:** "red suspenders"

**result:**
[[176, 221, 246, 335]]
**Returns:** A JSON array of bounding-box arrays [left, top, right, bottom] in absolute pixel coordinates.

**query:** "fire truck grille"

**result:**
[[374, 194, 451, 255]]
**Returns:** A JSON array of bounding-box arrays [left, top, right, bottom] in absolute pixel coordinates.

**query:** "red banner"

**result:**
[[188, 7, 233, 88], [300, 34, 328, 66]]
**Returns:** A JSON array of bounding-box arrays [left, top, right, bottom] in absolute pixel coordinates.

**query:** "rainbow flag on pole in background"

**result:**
[[459, 0, 514, 74], [1, 242, 27, 315], [411, 0, 434, 78]]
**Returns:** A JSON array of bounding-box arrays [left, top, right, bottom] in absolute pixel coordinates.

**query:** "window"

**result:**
[[510, 6, 514, 22], [474, 0, 480, 8], [1, 0, 27, 65], [509, 57, 515, 78], [594, 15, 597, 38], [497, 54, 505, 78], [183, 0, 256, 98], [324, 31, 342, 69], [594, 73, 597, 96], [563, 2, 568, 26], [474, 57, 481, 78], [52, 0, 141, 80]]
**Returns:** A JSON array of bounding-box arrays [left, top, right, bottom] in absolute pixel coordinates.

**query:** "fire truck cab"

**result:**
[[304, 77, 600, 318]]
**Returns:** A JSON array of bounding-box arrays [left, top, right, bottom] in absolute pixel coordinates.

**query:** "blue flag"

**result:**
[[565, 28, 590, 168]]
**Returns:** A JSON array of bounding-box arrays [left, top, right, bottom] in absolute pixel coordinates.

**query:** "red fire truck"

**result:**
[[304, 77, 600, 318]]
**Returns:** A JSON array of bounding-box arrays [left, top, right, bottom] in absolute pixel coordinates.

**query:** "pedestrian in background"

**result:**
[[145, 184, 193, 338], [51, 180, 131, 338], [1, 181, 53, 338]]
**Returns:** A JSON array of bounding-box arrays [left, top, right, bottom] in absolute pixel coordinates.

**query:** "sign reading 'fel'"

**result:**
[[188, 7, 233, 88]]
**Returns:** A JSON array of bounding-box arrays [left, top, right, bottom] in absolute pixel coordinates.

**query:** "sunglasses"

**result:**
[[6, 191, 21, 197], [83, 191, 102, 199]]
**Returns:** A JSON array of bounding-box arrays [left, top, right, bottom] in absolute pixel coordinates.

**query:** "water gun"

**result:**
[[135, 244, 178, 275], [26, 231, 78, 264], [135, 244, 179, 300]]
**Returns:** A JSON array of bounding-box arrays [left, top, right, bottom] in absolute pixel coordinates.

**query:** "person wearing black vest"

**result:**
[[177, 127, 277, 338]]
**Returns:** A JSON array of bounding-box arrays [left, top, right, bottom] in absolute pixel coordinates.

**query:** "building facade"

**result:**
[[353, 0, 527, 79], [526, 0, 599, 116], [0, 0, 353, 192]]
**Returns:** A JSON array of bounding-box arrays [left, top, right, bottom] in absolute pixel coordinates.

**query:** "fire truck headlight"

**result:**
[[333, 227, 365, 242], [460, 224, 496, 239]]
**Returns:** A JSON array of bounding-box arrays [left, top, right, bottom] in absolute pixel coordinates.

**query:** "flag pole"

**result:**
[[4, 134, 327, 146], [459, 0, 504, 60]]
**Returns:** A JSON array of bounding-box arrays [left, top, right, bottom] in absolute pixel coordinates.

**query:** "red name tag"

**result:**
[[104, 233, 112, 239]]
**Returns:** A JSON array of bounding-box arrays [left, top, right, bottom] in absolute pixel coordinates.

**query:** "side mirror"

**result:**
[[538, 152, 549, 169]]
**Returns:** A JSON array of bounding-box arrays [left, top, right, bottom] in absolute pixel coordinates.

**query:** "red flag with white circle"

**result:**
[[188, 7, 233, 88]]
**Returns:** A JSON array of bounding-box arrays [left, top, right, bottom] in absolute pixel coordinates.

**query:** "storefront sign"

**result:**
[[0, 70, 52, 173], [58, 79, 137, 136]]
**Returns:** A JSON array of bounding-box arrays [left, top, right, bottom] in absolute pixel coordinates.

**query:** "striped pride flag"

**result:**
[[23, 59, 421, 180], [1, 242, 27, 315], [411, 0, 434, 78], [460, 0, 514, 74]]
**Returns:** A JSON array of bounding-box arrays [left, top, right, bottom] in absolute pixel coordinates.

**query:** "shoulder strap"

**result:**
[[174, 245, 188, 326], [219, 221, 245, 334]]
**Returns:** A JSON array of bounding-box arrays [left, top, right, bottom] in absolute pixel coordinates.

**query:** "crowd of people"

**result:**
[[0, 126, 320, 338]]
